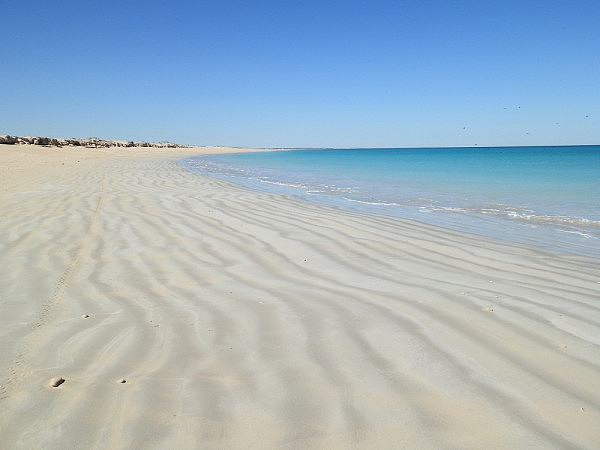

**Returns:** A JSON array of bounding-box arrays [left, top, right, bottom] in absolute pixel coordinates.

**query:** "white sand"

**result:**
[[1, 144, 599, 448]]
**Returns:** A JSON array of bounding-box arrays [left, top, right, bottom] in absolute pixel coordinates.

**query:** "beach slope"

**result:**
[[1, 144, 599, 448]]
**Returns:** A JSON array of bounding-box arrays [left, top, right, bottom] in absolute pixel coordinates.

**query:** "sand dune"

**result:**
[[1, 144, 599, 448]]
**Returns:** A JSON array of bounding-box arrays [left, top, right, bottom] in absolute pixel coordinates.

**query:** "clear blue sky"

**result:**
[[2, 0, 599, 148]]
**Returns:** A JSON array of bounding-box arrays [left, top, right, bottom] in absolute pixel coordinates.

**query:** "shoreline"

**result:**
[[1, 144, 599, 447], [181, 148, 600, 262]]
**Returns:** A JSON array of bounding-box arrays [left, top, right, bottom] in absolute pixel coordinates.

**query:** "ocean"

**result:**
[[180, 146, 600, 259]]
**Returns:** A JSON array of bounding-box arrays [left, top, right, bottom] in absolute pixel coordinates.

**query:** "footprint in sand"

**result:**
[[49, 377, 65, 388]]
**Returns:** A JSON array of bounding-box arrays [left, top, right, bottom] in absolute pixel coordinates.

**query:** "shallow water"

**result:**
[[181, 146, 600, 258]]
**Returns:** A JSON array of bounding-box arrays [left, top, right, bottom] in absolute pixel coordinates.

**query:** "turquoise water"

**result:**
[[181, 146, 600, 258]]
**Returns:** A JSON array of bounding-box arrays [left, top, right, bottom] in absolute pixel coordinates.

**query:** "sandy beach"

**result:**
[[1, 143, 599, 448]]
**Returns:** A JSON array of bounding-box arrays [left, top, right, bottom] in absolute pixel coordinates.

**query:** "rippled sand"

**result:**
[[1, 144, 599, 448]]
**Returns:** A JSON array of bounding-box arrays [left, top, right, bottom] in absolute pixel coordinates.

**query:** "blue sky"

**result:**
[[1, 0, 599, 148]]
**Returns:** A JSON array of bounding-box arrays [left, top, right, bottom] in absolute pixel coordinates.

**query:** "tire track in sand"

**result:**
[[1, 172, 106, 400]]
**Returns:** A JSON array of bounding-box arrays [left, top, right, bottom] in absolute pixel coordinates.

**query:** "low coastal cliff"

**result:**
[[0, 134, 189, 148]]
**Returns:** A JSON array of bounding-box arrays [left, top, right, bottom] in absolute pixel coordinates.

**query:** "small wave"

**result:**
[[343, 197, 404, 207], [425, 204, 600, 229], [429, 206, 469, 213], [483, 211, 600, 227], [258, 179, 309, 189], [558, 230, 597, 239]]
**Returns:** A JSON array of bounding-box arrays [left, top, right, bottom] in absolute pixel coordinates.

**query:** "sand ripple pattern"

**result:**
[[1, 155, 599, 448]]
